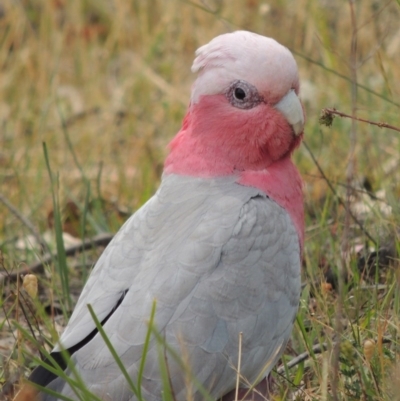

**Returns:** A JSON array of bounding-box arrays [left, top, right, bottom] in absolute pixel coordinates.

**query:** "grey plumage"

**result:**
[[40, 174, 301, 401]]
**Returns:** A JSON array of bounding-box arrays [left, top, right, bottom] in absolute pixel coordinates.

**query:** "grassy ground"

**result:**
[[1, 0, 400, 400]]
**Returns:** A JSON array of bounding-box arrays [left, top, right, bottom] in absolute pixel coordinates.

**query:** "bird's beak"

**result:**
[[274, 90, 304, 136]]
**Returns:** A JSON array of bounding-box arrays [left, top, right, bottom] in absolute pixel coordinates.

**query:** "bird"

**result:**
[[25, 30, 305, 401]]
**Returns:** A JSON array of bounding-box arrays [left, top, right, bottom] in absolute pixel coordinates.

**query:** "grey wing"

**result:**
[[52, 201, 153, 351], [43, 177, 301, 401], [55, 175, 239, 351]]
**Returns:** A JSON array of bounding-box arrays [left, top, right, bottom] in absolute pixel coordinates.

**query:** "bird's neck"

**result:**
[[164, 107, 304, 248], [164, 115, 237, 177], [238, 159, 304, 249]]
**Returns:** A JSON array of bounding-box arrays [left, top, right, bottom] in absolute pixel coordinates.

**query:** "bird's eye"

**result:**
[[226, 80, 262, 110], [234, 87, 246, 100]]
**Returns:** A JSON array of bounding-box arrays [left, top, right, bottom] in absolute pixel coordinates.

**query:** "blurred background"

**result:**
[[1, 1, 400, 399]]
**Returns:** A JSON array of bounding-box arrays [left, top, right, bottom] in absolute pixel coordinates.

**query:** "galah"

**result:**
[[28, 30, 305, 401]]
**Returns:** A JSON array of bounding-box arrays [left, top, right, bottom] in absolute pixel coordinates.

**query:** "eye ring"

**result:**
[[226, 80, 263, 109]]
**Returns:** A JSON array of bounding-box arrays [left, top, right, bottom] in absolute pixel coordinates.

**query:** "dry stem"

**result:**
[[321, 108, 400, 133], [234, 332, 243, 401], [0, 233, 113, 285]]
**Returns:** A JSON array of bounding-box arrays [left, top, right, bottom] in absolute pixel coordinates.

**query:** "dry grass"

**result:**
[[1, 0, 400, 400]]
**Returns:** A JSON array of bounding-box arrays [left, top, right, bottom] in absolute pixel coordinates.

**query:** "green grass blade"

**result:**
[[137, 300, 157, 400], [86, 303, 140, 398], [43, 142, 72, 311]]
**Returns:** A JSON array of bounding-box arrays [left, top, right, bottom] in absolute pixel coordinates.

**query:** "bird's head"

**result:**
[[165, 31, 305, 176]]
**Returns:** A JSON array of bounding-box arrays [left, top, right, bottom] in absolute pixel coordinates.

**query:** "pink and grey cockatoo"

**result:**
[[29, 30, 305, 401]]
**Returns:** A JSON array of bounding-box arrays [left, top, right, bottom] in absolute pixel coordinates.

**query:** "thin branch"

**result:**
[[277, 343, 328, 374], [302, 141, 377, 245], [290, 49, 400, 108], [0, 233, 113, 284], [356, 0, 392, 32], [333, 2, 358, 398], [276, 337, 392, 374], [321, 107, 400, 133]]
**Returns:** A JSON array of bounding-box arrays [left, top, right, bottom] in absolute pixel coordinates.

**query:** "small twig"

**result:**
[[0, 192, 51, 255], [276, 337, 392, 374], [356, 0, 392, 32], [0, 233, 113, 284], [277, 343, 328, 374], [302, 141, 377, 246], [321, 108, 400, 133]]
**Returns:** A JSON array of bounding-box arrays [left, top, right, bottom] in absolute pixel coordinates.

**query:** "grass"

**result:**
[[1, 0, 400, 400]]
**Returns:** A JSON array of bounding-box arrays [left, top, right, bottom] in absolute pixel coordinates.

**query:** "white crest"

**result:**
[[191, 31, 299, 105]]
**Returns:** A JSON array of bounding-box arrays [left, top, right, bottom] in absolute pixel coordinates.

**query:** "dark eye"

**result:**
[[226, 80, 262, 110], [234, 87, 246, 100]]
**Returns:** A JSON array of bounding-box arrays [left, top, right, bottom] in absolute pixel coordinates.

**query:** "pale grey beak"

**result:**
[[274, 89, 304, 136]]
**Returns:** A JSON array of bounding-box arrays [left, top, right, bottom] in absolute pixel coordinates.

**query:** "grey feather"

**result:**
[[41, 174, 301, 401]]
